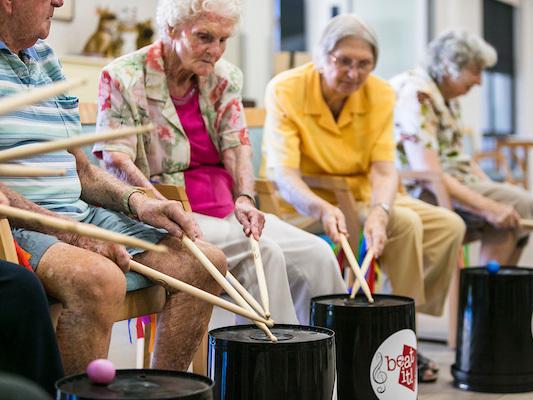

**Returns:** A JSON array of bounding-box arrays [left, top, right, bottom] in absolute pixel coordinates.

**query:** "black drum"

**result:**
[[452, 266, 533, 393], [55, 369, 214, 400], [208, 324, 335, 400], [311, 294, 417, 400]]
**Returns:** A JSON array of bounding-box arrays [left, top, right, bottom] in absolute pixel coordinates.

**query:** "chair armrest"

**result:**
[[0, 218, 18, 263], [399, 170, 452, 209]]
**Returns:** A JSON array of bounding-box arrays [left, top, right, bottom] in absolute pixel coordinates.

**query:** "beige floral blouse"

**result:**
[[93, 40, 250, 185], [390, 67, 477, 184]]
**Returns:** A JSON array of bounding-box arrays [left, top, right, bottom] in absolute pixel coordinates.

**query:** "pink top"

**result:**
[[172, 86, 235, 218]]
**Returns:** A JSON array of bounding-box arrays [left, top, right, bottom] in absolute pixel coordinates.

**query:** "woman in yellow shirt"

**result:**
[[263, 14, 465, 382]]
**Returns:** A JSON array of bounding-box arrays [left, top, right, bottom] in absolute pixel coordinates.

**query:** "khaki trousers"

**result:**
[[374, 194, 466, 316], [194, 212, 347, 325]]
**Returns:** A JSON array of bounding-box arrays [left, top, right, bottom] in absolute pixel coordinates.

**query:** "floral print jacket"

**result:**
[[390, 67, 477, 184], [93, 40, 250, 185]]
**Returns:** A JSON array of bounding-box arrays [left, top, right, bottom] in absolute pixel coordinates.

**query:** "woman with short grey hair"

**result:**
[[313, 13, 379, 69], [264, 14, 466, 383], [95, 0, 346, 326], [392, 30, 533, 268]]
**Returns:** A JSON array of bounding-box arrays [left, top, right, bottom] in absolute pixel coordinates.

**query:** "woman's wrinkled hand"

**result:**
[[234, 196, 265, 240], [483, 200, 520, 230], [363, 206, 389, 257], [320, 204, 347, 244]]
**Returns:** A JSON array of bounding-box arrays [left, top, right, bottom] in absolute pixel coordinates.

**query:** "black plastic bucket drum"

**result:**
[[208, 324, 335, 400], [56, 369, 214, 400], [311, 294, 417, 400], [452, 266, 533, 393]]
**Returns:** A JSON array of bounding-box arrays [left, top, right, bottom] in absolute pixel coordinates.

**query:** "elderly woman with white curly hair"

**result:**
[[391, 30, 533, 265], [93, 0, 346, 325]]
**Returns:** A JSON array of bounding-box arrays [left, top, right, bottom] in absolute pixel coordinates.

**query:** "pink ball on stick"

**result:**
[[86, 359, 116, 384]]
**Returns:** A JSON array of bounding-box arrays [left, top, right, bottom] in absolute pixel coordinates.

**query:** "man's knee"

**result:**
[[442, 209, 466, 240], [67, 256, 126, 307], [197, 241, 227, 277]]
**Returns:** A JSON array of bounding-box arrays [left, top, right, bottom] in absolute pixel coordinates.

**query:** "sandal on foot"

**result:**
[[417, 353, 439, 383], [418, 352, 439, 372]]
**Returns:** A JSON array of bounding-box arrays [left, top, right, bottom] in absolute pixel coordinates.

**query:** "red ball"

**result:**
[[86, 359, 116, 384]]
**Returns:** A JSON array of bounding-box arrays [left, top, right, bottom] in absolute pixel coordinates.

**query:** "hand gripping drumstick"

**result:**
[[182, 237, 278, 342], [250, 237, 271, 319], [0, 125, 154, 163], [520, 219, 533, 229], [0, 164, 66, 177], [339, 234, 374, 303], [350, 249, 375, 299], [129, 260, 272, 325], [0, 78, 86, 116], [0, 204, 167, 253]]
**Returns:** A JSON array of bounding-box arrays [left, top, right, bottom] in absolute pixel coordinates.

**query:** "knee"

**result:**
[[444, 209, 466, 240], [73, 257, 126, 308], [393, 209, 423, 238], [197, 241, 227, 277]]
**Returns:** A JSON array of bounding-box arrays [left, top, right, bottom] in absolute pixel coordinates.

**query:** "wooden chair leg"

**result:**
[[448, 248, 465, 349], [143, 322, 152, 368], [192, 332, 209, 376]]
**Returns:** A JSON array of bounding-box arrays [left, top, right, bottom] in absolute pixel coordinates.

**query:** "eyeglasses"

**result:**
[[329, 54, 374, 73]]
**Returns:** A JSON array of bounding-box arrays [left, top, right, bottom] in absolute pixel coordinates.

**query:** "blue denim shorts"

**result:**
[[12, 206, 167, 270]]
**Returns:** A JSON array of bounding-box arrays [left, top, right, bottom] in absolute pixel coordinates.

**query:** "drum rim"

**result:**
[[462, 266, 533, 276], [311, 293, 415, 307], [55, 368, 214, 398], [208, 323, 335, 347]]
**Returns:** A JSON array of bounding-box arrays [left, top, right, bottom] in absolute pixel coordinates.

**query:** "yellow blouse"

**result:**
[[263, 62, 396, 204]]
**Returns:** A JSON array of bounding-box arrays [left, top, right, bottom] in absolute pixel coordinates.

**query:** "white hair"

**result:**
[[314, 14, 379, 70], [156, 0, 241, 41], [427, 30, 497, 83]]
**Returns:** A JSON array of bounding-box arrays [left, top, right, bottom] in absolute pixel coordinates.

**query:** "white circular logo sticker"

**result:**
[[370, 329, 418, 399]]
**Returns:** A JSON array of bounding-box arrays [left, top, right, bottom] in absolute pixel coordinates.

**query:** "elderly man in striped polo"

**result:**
[[0, 0, 227, 375]]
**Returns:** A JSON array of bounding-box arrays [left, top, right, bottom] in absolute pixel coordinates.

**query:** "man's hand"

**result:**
[[72, 235, 131, 272], [363, 206, 389, 257], [234, 196, 265, 240], [320, 204, 348, 244], [130, 193, 202, 240]]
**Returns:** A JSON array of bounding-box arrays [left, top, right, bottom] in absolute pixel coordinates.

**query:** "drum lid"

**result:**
[[56, 369, 213, 400], [209, 324, 333, 344], [312, 293, 414, 308]]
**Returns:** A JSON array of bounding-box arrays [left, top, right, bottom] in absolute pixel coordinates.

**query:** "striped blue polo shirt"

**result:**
[[0, 40, 89, 221]]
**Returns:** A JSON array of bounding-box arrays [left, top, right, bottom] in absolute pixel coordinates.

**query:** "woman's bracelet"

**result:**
[[235, 192, 257, 207]]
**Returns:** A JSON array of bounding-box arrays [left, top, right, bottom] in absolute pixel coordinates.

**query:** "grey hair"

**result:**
[[156, 0, 241, 41], [314, 14, 379, 70], [427, 30, 497, 83]]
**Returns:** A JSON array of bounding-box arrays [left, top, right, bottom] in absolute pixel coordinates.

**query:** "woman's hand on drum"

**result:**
[[234, 196, 265, 240], [131, 195, 203, 240], [320, 204, 348, 244], [364, 206, 388, 257]]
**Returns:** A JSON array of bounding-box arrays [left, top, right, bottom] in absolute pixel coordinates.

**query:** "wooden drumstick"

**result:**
[[520, 219, 533, 229], [0, 78, 86, 116], [182, 237, 278, 342], [129, 260, 272, 325], [249, 237, 271, 319], [0, 204, 167, 253], [340, 234, 374, 303], [350, 249, 375, 299], [0, 125, 154, 163], [0, 164, 66, 177], [226, 272, 267, 319]]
